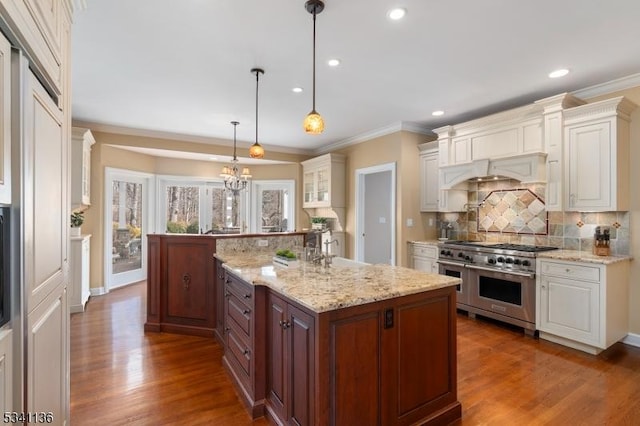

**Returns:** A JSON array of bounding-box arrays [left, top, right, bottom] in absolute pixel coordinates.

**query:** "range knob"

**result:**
[[513, 259, 522, 265], [440, 250, 446, 256], [458, 252, 465, 258], [446, 250, 453, 257], [488, 258, 496, 265], [505, 258, 514, 264], [522, 260, 531, 267], [464, 255, 472, 261], [497, 257, 505, 263]]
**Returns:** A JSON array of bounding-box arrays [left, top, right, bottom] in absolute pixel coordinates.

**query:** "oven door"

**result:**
[[437, 260, 469, 307], [466, 265, 535, 326]]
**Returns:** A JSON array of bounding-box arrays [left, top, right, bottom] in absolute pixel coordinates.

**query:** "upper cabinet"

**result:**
[[0, 31, 11, 205], [301, 153, 345, 209], [0, 0, 71, 96], [71, 127, 95, 208], [563, 97, 637, 212], [419, 142, 467, 212]]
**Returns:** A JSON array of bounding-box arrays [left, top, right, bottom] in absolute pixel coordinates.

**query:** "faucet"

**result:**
[[323, 238, 339, 267]]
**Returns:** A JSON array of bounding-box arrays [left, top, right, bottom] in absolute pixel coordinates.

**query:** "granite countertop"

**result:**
[[215, 253, 460, 313], [408, 240, 441, 245], [537, 249, 632, 265]]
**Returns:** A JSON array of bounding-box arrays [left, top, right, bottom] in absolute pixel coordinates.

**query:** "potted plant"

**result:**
[[70, 211, 84, 236], [311, 217, 327, 230]]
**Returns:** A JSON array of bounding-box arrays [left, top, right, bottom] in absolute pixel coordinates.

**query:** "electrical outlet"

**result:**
[[258, 239, 268, 247], [428, 218, 434, 227], [406, 218, 414, 227]]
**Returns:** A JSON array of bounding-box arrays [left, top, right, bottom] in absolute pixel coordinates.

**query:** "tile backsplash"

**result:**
[[437, 179, 630, 255]]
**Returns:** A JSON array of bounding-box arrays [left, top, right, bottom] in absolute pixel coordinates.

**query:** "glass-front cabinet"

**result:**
[[301, 153, 345, 209]]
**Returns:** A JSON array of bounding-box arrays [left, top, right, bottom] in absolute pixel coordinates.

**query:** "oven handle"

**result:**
[[465, 264, 535, 279], [437, 260, 466, 268]]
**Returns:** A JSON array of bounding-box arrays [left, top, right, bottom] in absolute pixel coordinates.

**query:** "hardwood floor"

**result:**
[[71, 282, 640, 425]]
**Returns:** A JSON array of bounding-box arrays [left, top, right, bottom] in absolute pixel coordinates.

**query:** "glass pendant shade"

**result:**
[[249, 142, 264, 159], [303, 110, 324, 134]]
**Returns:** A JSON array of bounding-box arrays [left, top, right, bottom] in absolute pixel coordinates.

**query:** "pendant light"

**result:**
[[220, 121, 251, 195], [303, 0, 325, 134], [249, 68, 265, 158]]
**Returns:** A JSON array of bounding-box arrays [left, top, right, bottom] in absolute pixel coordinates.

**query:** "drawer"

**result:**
[[226, 326, 251, 379], [413, 244, 438, 259], [227, 294, 252, 337], [540, 261, 600, 282], [226, 274, 253, 310]]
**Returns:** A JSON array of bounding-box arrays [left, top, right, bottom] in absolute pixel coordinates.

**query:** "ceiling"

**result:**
[[71, 0, 640, 156]]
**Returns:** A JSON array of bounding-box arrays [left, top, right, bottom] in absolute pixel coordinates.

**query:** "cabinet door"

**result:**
[[303, 170, 315, 206], [27, 285, 67, 424], [24, 69, 66, 314], [0, 330, 12, 413], [0, 31, 10, 205], [266, 293, 287, 421], [565, 121, 612, 211], [413, 257, 434, 273], [288, 304, 315, 426], [538, 275, 600, 346], [165, 239, 215, 328], [420, 152, 439, 212], [315, 166, 330, 205]]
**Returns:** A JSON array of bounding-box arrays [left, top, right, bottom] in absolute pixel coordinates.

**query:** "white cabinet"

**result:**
[[0, 0, 69, 95], [563, 97, 637, 211], [301, 153, 345, 208], [536, 258, 629, 355], [71, 127, 95, 207], [70, 235, 91, 313], [418, 143, 467, 212], [410, 242, 439, 274], [0, 32, 10, 205], [0, 329, 13, 413]]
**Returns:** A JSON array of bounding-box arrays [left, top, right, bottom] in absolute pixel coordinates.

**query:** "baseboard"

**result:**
[[623, 333, 640, 348], [89, 287, 107, 296]]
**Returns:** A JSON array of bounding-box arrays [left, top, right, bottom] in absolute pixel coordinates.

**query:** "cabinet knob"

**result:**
[[243, 349, 250, 356], [565, 268, 571, 273], [244, 293, 252, 299], [182, 273, 191, 290], [279, 320, 291, 329], [225, 292, 231, 298], [243, 309, 250, 315], [225, 278, 231, 284]]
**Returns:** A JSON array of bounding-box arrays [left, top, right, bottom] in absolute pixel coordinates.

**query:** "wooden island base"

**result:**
[[220, 263, 461, 426]]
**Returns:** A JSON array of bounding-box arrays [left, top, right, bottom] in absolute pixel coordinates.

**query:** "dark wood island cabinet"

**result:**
[[145, 234, 217, 336], [219, 257, 461, 426]]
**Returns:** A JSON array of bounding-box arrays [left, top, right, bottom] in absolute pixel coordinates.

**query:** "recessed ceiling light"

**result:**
[[548, 68, 569, 78], [327, 58, 340, 67], [388, 7, 406, 20], [292, 87, 303, 93], [432, 110, 444, 116]]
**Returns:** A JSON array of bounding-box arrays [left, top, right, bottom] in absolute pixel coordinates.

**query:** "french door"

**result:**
[[105, 168, 154, 290]]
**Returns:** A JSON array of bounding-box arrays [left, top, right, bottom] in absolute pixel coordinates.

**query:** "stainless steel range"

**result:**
[[437, 241, 558, 335]]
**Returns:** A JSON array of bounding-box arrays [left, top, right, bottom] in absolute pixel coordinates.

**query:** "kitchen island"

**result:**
[[216, 252, 462, 426]]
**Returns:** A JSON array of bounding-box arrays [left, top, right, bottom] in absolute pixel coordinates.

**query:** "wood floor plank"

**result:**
[[70, 282, 640, 425]]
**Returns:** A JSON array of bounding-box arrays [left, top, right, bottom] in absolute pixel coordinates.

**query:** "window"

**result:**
[[250, 180, 295, 233], [159, 177, 247, 234], [158, 177, 294, 235]]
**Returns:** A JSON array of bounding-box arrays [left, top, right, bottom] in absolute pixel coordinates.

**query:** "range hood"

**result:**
[[439, 152, 547, 189]]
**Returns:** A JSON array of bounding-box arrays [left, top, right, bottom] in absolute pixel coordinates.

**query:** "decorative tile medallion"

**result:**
[[478, 189, 548, 235]]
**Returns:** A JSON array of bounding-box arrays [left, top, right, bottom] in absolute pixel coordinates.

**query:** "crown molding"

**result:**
[[571, 73, 640, 100], [71, 120, 315, 156], [315, 121, 431, 155]]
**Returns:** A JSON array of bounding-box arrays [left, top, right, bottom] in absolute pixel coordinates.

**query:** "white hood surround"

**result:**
[[439, 152, 547, 189], [434, 93, 585, 192]]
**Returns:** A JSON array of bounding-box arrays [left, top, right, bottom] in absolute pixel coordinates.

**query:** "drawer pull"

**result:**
[[243, 309, 251, 315], [225, 278, 231, 284], [243, 349, 250, 356], [566, 268, 571, 273], [244, 294, 252, 299], [182, 273, 191, 290], [225, 292, 231, 298]]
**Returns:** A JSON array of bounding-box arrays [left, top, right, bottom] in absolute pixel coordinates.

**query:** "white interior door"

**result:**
[[105, 168, 154, 290], [355, 163, 396, 265]]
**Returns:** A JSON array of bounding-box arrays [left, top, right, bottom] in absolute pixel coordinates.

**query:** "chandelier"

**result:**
[[220, 121, 251, 195]]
